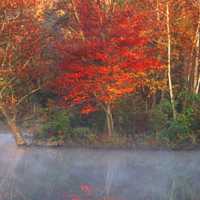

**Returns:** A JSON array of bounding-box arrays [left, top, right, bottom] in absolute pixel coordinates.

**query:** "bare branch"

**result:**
[[16, 87, 41, 107]]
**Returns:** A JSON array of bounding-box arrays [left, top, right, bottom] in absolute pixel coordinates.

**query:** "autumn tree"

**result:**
[[53, 0, 161, 137], [186, 0, 200, 94], [0, 0, 52, 145], [152, 0, 200, 110]]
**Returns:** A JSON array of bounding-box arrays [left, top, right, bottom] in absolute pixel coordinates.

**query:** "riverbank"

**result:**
[[31, 134, 200, 151]]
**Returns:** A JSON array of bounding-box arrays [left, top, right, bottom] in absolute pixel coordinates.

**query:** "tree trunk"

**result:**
[[188, 1, 200, 94], [194, 26, 200, 94], [196, 75, 200, 94], [0, 107, 26, 145], [105, 104, 114, 137], [156, 0, 160, 21], [8, 120, 26, 145], [166, 3, 176, 120]]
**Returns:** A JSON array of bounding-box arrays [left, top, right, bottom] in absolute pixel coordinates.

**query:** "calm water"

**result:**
[[0, 134, 200, 200]]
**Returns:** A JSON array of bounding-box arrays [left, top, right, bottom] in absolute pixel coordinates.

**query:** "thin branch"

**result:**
[[0, 105, 11, 122], [16, 87, 41, 107], [1, 41, 10, 67], [70, 0, 85, 40], [0, 22, 5, 33]]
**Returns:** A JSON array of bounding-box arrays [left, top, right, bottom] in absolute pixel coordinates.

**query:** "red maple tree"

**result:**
[[54, 0, 161, 136]]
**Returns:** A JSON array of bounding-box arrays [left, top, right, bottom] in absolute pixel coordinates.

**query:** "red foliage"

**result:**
[[80, 184, 93, 195], [54, 0, 161, 114], [71, 194, 81, 200]]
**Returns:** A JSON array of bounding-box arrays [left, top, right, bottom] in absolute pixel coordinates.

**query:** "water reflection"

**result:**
[[0, 134, 200, 200]]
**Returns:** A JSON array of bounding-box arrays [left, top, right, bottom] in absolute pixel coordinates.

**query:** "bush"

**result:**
[[114, 94, 149, 135], [160, 118, 190, 142], [149, 103, 169, 133], [148, 95, 200, 143], [72, 127, 92, 139], [38, 108, 72, 140]]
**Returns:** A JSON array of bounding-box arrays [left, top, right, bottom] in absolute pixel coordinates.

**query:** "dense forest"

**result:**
[[0, 0, 200, 147]]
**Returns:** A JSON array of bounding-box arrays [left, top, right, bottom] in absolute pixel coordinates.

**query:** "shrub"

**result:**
[[72, 127, 92, 139], [155, 107, 193, 143], [38, 108, 72, 139], [149, 98, 198, 143], [149, 104, 169, 134]]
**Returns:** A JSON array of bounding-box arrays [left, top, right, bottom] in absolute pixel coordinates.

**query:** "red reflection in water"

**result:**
[[71, 194, 81, 200], [63, 192, 68, 199], [80, 184, 93, 195], [62, 183, 123, 200]]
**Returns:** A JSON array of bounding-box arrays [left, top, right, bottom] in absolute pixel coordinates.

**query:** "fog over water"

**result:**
[[0, 134, 200, 200]]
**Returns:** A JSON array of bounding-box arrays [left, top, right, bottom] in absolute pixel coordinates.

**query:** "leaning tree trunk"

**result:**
[[7, 120, 26, 145], [105, 104, 114, 137], [0, 107, 26, 145]]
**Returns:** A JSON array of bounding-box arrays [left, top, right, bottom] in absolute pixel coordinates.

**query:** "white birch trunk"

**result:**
[[166, 3, 176, 120]]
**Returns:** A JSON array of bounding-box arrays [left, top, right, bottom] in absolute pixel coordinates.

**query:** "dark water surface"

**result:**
[[0, 134, 200, 200]]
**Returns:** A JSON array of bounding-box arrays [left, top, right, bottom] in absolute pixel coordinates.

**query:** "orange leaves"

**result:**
[[80, 105, 97, 115], [54, 0, 162, 114], [0, 0, 37, 10]]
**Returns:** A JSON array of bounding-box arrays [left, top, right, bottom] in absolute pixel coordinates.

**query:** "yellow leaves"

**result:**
[[11, 94, 17, 105], [55, 10, 65, 17], [61, 28, 75, 40], [0, 78, 6, 88], [107, 85, 134, 99], [34, 0, 54, 21], [107, 87, 119, 94]]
